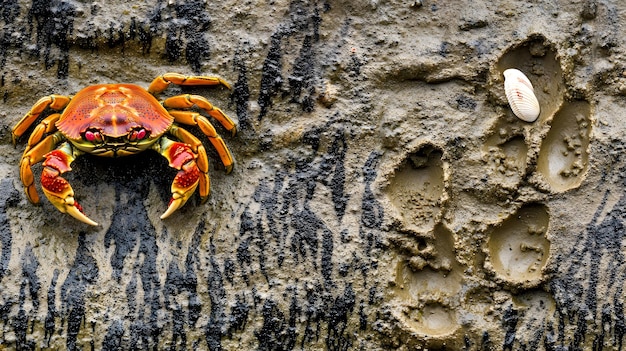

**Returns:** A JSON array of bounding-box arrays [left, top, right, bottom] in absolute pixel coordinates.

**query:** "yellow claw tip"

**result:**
[[160, 198, 183, 219], [66, 206, 99, 226], [221, 79, 232, 90], [225, 164, 234, 174]]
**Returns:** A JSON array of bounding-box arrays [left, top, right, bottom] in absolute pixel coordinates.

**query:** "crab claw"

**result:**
[[159, 142, 201, 219], [41, 150, 98, 226]]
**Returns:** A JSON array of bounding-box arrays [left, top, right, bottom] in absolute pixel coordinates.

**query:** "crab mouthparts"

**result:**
[[80, 129, 153, 157]]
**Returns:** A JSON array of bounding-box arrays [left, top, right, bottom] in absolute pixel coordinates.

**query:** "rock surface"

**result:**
[[0, 0, 625, 349]]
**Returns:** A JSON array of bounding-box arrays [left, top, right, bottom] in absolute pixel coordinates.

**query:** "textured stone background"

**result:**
[[1, 0, 626, 350]]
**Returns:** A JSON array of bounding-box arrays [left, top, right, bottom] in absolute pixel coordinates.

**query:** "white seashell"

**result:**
[[503, 68, 541, 122]]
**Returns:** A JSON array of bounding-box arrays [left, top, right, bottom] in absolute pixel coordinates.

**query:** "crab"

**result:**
[[12, 73, 237, 226]]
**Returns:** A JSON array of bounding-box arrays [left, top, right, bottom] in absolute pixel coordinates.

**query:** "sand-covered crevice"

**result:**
[[537, 100, 592, 192], [485, 34, 593, 194], [492, 35, 566, 124], [486, 203, 550, 286], [482, 125, 528, 187], [390, 224, 465, 346], [385, 144, 446, 234], [381, 26, 598, 348]]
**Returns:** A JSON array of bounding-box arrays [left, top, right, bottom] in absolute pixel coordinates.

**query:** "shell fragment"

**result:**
[[503, 68, 541, 122]]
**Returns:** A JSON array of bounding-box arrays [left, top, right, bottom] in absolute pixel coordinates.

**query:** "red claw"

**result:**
[[40, 150, 98, 226], [159, 141, 200, 219]]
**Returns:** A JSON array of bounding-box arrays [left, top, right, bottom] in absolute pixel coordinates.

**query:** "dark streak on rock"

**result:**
[[74, 153, 166, 350], [102, 320, 124, 351], [124, 273, 137, 323], [544, 323, 557, 350], [227, 293, 250, 337], [44, 270, 59, 347], [0, 178, 18, 283], [60, 233, 99, 351], [256, 216, 271, 284], [326, 284, 355, 351], [238, 205, 271, 284], [128, 209, 163, 349], [480, 331, 493, 350], [163, 220, 203, 348], [322, 227, 334, 290], [186, 220, 203, 326], [289, 35, 317, 112], [21, 245, 40, 310], [0, 0, 20, 69], [257, 0, 323, 120], [258, 33, 284, 120], [15, 284, 33, 350], [223, 258, 235, 285], [614, 289, 626, 350], [163, 220, 205, 345], [107, 22, 127, 50], [137, 4, 164, 55], [550, 162, 626, 350], [358, 301, 367, 331], [15, 246, 40, 351], [172, 307, 188, 350], [302, 283, 323, 346], [528, 321, 546, 351], [291, 206, 321, 268], [165, 262, 188, 347], [232, 122, 370, 348], [502, 304, 518, 351], [104, 174, 149, 282], [205, 240, 226, 351], [232, 45, 252, 131], [255, 296, 298, 350], [254, 174, 286, 265], [27, 0, 75, 79], [0, 299, 13, 336], [361, 152, 384, 231], [237, 209, 253, 285], [162, 0, 211, 73]]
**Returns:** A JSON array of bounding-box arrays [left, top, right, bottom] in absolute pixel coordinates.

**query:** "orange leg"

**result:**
[[12, 95, 71, 144], [168, 110, 234, 173], [24, 113, 61, 153], [20, 132, 65, 204], [153, 136, 202, 219], [163, 94, 237, 137], [147, 73, 231, 95]]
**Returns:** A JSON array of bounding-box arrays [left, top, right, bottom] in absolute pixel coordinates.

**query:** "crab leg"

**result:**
[[147, 73, 231, 95], [21, 136, 97, 226], [23, 113, 61, 153], [12, 95, 71, 144], [164, 94, 237, 137], [19, 132, 65, 204], [154, 136, 202, 219], [168, 110, 235, 173]]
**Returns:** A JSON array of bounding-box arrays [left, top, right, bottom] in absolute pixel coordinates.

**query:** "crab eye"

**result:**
[[129, 128, 147, 142], [85, 130, 103, 143], [136, 128, 146, 140]]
